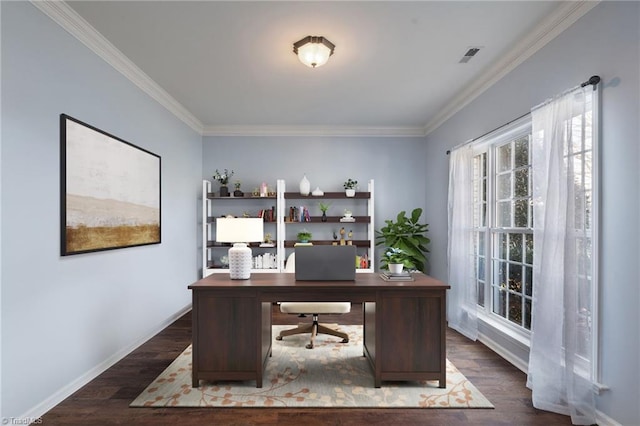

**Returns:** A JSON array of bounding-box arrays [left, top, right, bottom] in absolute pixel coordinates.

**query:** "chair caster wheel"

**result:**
[[275, 336, 282, 341], [305, 343, 314, 349], [341, 338, 349, 343]]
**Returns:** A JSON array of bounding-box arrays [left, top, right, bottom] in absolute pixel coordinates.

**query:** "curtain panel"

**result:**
[[526, 85, 596, 425], [447, 145, 478, 341]]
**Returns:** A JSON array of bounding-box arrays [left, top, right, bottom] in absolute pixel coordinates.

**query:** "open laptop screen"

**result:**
[[294, 245, 356, 281]]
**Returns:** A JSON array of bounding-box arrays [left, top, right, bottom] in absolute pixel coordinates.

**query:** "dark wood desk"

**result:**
[[188, 273, 450, 388]]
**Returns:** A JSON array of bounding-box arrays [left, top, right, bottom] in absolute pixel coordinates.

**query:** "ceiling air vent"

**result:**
[[459, 47, 482, 64]]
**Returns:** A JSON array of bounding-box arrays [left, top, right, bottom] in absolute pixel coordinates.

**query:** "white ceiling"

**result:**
[[61, 1, 575, 136]]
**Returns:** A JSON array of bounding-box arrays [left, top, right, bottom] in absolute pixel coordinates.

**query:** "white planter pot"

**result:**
[[388, 263, 404, 274], [345, 189, 356, 197]]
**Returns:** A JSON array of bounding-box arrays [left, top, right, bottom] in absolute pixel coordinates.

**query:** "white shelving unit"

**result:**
[[277, 179, 375, 273], [202, 180, 282, 277], [202, 179, 375, 276]]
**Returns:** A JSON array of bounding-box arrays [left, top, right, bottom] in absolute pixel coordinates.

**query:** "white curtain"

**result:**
[[447, 145, 478, 341], [527, 85, 595, 424]]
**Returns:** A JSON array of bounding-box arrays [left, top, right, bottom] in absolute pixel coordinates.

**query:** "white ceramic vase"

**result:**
[[299, 174, 310, 195], [345, 189, 356, 197]]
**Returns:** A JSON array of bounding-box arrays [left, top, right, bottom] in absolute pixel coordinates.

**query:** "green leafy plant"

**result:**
[[297, 229, 312, 242], [318, 202, 330, 213], [382, 247, 407, 264], [375, 208, 430, 272], [343, 178, 358, 190], [213, 168, 234, 185]]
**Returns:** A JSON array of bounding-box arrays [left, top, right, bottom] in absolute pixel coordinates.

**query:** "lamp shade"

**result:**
[[216, 218, 264, 280], [293, 36, 335, 68], [216, 217, 263, 243]]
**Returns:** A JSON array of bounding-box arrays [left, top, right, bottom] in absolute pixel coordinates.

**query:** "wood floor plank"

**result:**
[[39, 303, 572, 425]]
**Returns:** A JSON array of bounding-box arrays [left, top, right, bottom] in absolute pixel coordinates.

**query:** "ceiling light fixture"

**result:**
[[293, 36, 335, 68]]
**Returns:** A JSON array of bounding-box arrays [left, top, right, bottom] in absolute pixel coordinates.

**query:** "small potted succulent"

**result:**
[[213, 168, 234, 197], [318, 202, 330, 222], [382, 247, 408, 274], [297, 229, 312, 243], [343, 178, 358, 197]]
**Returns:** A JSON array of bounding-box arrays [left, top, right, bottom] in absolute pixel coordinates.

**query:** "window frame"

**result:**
[[472, 117, 535, 343]]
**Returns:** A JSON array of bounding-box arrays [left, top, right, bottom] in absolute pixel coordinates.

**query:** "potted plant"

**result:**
[[213, 168, 234, 197], [318, 202, 330, 222], [382, 248, 408, 274], [375, 208, 430, 272], [297, 229, 312, 243], [343, 178, 358, 197], [233, 180, 244, 197]]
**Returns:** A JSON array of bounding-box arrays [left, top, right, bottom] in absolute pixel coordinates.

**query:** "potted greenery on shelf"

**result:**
[[375, 208, 430, 272], [297, 229, 312, 243], [318, 202, 330, 222], [343, 178, 358, 197], [382, 248, 408, 274], [213, 168, 234, 197]]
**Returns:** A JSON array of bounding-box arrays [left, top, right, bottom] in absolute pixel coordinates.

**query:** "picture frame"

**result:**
[[60, 114, 161, 255]]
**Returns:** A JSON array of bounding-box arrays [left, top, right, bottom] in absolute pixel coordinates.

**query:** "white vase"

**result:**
[[345, 188, 355, 197], [299, 174, 310, 195], [389, 263, 404, 274]]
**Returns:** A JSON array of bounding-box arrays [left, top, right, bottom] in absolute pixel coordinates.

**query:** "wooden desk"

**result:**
[[188, 273, 450, 388]]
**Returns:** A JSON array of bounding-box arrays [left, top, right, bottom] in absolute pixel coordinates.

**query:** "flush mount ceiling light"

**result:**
[[293, 36, 335, 68]]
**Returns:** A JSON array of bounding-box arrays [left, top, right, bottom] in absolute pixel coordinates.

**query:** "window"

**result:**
[[472, 90, 597, 345], [472, 119, 535, 332]]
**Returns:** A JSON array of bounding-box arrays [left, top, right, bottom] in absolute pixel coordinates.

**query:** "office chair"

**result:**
[[276, 252, 350, 349]]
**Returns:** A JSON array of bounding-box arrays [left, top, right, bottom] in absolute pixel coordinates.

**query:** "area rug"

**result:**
[[131, 325, 493, 408]]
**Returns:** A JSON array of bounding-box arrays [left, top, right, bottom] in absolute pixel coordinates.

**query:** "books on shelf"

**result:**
[[379, 271, 414, 281]]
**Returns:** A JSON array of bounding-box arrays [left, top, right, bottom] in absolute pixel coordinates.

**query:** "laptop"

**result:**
[[294, 245, 356, 281]]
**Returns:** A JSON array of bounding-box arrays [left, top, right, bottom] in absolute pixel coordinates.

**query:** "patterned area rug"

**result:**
[[131, 325, 493, 408]]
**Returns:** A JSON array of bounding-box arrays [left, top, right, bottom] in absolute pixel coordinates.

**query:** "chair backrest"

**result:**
[[294, 245, 356, 281]]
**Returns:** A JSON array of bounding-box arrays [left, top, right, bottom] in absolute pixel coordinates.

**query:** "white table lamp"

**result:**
[[216, 217, 264, 279]]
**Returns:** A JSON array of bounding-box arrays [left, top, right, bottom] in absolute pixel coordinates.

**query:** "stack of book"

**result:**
[[379, 271, 414, 281]]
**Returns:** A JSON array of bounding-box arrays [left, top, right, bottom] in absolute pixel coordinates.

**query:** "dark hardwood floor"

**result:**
[[40, 304, 572, 425]]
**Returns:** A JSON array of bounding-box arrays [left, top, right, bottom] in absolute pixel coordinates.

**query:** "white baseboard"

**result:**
[[595, 408, 622, 426], [19, 303, 192, 422], [477, 331, 529, 374]]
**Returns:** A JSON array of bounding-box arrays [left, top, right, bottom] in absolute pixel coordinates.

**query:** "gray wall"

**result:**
[[424, 2, 639, 424], [202, 135, 430, 269], [1, 2, 202, 417]]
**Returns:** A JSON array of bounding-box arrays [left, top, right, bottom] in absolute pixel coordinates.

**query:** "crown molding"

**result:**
[[32, 0, 598, 139], [31, 0, 204, 134], [423, 0, 600, 136], [202, 125, 427, 138]]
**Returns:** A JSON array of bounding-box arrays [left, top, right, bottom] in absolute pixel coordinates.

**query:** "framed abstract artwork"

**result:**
[[60, 114, 161, 255]]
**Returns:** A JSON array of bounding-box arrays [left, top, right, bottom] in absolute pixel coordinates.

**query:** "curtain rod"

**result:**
[[446, 75, 601, 155]]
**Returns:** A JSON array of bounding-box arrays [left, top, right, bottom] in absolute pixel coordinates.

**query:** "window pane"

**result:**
[[498, 143, 512, 172], [508, 264, 523, 293], [515, 169, 528, 197], [493, 288, 507, 317], [478, 281, 485, 307], [497, 233, 507, 260], [525, 234, 533, 264], [497, 201, 511, 227], [478, 257, 485, 281], [496, 260, 507, 288], [509, 233, 523, 262], [478, 231, 485, 256], [514, 200, 529, 228], [497, 174, 511, 199], [524, 266, 533, 296], [508, 294, 523, 326], [514, 136, 529, 168], [524, 298, 532, 330]]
